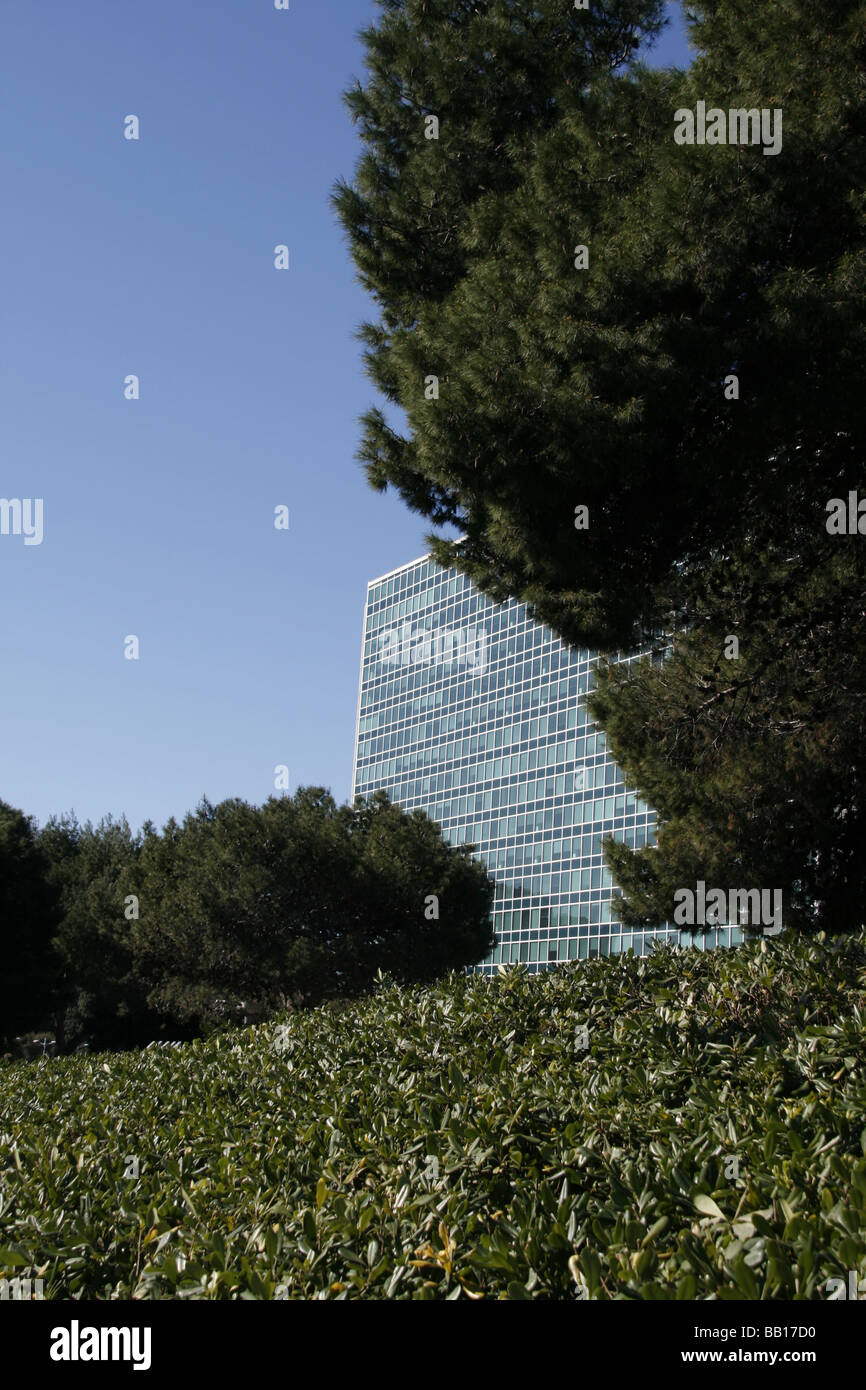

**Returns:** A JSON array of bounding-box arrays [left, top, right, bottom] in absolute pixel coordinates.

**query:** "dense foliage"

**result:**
[[334, 0, 866, 931], [38, 812, 165, 1054], [130, 787, 494, 1032], [0, 801, 60, 1047], [588, 546, 866, 935], [0, 789, 493, 1053], [1, 932, 863, 1299]]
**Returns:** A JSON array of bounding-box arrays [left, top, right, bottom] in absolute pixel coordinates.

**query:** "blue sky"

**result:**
[[0, 1, 691, 834]]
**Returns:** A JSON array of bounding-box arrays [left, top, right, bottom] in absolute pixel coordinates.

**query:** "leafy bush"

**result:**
[[0, 932, 863, 1299]]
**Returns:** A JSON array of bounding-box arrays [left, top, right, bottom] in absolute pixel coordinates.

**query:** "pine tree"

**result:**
[[130, 789, 493, 1026], [0, 801, 60, 1048], [335, 0, 866, 931]]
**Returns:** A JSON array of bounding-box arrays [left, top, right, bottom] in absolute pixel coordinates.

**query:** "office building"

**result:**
[[352, 553, 743, 972]]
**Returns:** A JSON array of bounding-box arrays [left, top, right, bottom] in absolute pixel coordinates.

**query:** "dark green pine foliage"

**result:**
[[38, 813, 170, 1052], [335, 0, 866, 932], [348, 787, 496, 985], [588, 544, 866, 934], [0, 800, 60, 1049], [131, 788, 493, 1030], [334, 0, 668, 645], [2, 789, 492, 1051]]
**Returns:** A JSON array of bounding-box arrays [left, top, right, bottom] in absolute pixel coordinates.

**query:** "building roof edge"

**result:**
[[366, 535, 466, 589]]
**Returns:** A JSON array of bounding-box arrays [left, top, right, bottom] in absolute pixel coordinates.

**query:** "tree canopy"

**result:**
[[336, 0, 864, 644], [0, 800, 60, 1049], [132, 788, 494, 1031], [0, 788, 493, 1051], [335, 0, 866, 931]]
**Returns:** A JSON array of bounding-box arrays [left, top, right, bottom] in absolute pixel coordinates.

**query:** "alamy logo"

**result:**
[[673, 882, 782, 935], [674, 102, 783, 156], [825, 1271, 866, 1300], [0, 497, 43, 546], [0, 1277, 44, 1300], [826, 491, 866, 534], [49, 1321, 151, 1371], [378, 621, 488, 672]]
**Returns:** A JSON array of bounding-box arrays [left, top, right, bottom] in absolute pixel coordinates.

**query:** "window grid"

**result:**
[[353, 557, 720, 973]]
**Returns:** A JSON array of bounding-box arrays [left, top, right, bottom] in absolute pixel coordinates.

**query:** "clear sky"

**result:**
[[0, 1, 691, 834]]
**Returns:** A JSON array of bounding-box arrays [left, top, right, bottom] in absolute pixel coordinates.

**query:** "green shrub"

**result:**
[[0, 932, 863, 1299]]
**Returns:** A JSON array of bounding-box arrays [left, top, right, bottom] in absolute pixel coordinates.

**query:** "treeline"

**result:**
[[0, 789, 494, 1055]]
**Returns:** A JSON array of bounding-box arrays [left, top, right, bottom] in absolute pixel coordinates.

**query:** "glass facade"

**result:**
[[352, 554, 743, 973]]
